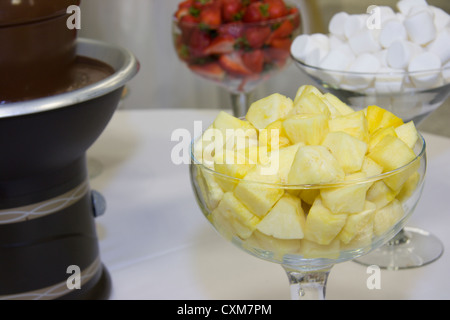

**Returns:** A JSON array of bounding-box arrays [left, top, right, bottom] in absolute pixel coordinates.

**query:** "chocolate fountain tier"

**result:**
[[0, 38, 139, 300], [0, 0, 81, 103]]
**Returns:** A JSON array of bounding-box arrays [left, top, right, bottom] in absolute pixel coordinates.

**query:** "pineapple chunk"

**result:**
[[322, 131, 368, 174], [323, 93, 355, 116], [233, 165, 285, 218], [256, 194, 306, 240], [290, 92, 331, 117], [299, 189, 320, 206], [365, 105, 404, 134], [360, 156, 383, 177], [258, 120, 291, 151], [320, 172, 372, 214], [369, 126, 397, 152], [373, 199, 404, 237], [243, 230, 302, 258], [266, 143, 303, 183], [368, 135, 417, 191], [213, 111, 257, 150], [366, 180, 397, 209], [293, 85, 323, 104], [341, 220, 374, 251], [339, 201, 376, 244], [301, 238, 341, 259], [246, 93, 293, 130], [395, 121, 419, 149], [211, 192, 261, 240], [288, 145, 345, 185], [328, 110, 369, 143], [304, 197, 347, 245], [196, 167, 224, 210], [396, 171, 421, 202], [283, 114, 329, 146], [193, 125, 221, 169], [214, 151, 255, 192]]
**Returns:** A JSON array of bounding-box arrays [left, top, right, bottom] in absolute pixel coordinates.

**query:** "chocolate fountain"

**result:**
[[0, 1, 139, 299]]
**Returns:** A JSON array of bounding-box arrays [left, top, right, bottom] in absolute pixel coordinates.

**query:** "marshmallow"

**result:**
[[290, 35, 315, 61], [320, 48, 353, 71], [379, 19, 408, 48], [408, 51, 442, 88], [397, 0, 428, 16], [329, 12, 350, 39], [431, 6, 450, 31], [404, 10, 437, 45], [387, 40, 418, 69], [375, 68, 405, 93], [344, 14, 367, 39], [310, 33, 330, 51], [304, 47, 328, 68], [349, 29, 381, 55], [427, 30, 450, 64], [378, 6, 398, 25], [329, 35, 345, 50], [344, 53, 381, 88], [374, 49, 389, 68]]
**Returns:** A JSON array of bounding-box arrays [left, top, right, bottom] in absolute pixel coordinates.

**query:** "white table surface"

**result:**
[[87, 109, 450, 300]]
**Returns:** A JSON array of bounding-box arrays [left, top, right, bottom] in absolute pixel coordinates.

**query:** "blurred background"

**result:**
[[79, 0, 450, 136]]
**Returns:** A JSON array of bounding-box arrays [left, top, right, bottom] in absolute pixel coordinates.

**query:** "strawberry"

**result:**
[[189, 62, 226, 81], [222, 0, 244, 22], [267, 20, 294, 43], [219, 51, 252, 75], [264, 0, 288, 19], [244, 26, 271, 49], [189, 29, 212, 58], [242, 49, 265, 74], [218, 21, 244, 39], [204, 35, 235, 55], [242, 2, 270, 23], [200, 3, 222, 27]]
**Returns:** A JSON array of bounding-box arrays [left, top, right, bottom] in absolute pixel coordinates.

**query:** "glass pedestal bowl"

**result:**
[[190, 132, 426, 299], [172, 2, 301, 117], [292, 59, 448, 270]]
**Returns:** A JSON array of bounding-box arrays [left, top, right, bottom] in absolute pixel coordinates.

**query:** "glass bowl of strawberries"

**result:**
[[173, 0, 301, 117]]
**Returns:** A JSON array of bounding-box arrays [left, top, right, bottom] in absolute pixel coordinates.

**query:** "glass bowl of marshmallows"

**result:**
[[290, 0, 450, 124]]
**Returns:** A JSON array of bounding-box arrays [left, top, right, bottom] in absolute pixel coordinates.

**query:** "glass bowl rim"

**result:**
[[190, 131, 426, 189], [173, 1, 301, 29], [291, 53, 450, 77]]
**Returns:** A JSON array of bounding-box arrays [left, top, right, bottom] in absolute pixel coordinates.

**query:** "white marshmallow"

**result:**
[[344, 53, 381, 88], [378, 6, 398, 25], [375, 67, 405, 93], [329, 35, 345, 50], [427, 30, 450, 64], [408, 51, 442, 88], [304, 47, 329, 68], [374, 49, 389, 68], [387, 40, 413, 69], [329, 12, 350, 39], [404, 10, 437, 45], [290, 35, 315, 61], [310, 33, 330, 51], [320, 48, 354, 71], [344, 14, 367, 39], [349, 29, 381, 56], [379, 19, 408, 48], [397, 0, 428, 16], [430, 6, 450, 31]]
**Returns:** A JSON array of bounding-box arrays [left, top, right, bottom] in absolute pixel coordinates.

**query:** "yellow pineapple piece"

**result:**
[[246, 93, 293, 130], [290, 92, 331, 117], [323, 93, 355, 116], [396, 171, 421, 202], [233, 165, 285, 218], [365, 105, 404, 134], [266, 143, 303, 183], [368, 135, 417, 191], [196, 167, 224, 210], [193, 125, 220, 169], [293, 85, 322, 103], [320, 172, 372, 214], [301, 238, 341, 259], [366, 180, 397, 209], [256, 194, 306, 240], [288, 145, 345, 185], [395, 121, 419, 149], [360, 156, 383, 177], [211, 192, 261, 240], [322, 131, 368, 174], [339, 201, 376, 244], [214, 151, 255, 192], [341, 220, 374, 251], [328, 110, 369, 143], [373, 199, 404, 237], [369, 126, 397, 152], [304, 197, 347, 245], [243, 230, 302, 259], [283, 114, 329, 146], [258, 120, 291, 151], [299, 189, 320, 206]]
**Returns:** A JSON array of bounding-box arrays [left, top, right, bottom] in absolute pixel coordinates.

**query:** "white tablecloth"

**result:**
[[87, 109, 450, 300]]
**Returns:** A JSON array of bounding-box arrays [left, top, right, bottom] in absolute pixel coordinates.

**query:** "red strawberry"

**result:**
[[244, 26, 271, 49], [242, 50, 265, 74], [200, 3, 222, 27], [189, 62, 226, 81], [189, 29, 212, 57], [222, 0, 244, 22], [264, 0, 288, 19], [218, 21, 244, 39], [219, 52, 252, 75], [204, 35, 235, 55], [267, 20, 294, 42], [242, 2, 270, 23]]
